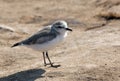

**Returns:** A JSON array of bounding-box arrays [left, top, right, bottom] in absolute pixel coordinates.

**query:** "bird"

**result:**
[[11, 20, 72, 67]]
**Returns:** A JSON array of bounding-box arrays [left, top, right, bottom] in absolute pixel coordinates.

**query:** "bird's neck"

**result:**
[[51, 29, 60, 35], [59, 31, 68, 38], [51, 29, 67, 37], [63, 31, 68, 37]]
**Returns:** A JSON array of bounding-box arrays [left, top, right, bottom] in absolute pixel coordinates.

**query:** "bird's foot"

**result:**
[[44, 63, 54, 66], [51, 64, 61, 68], [44, 63, 61, 68]]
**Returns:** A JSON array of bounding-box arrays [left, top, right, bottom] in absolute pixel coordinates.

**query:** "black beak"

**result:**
[[65, 28, 72, 31]]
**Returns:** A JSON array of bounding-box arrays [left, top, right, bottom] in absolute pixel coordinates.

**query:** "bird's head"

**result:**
[[51, 20, 72, 34]]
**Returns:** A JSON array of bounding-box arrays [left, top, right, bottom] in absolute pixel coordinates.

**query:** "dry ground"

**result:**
[[0, 0, 120, 81]]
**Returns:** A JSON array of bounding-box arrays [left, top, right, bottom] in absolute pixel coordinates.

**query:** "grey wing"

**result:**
[[21, 28, 57, 45]]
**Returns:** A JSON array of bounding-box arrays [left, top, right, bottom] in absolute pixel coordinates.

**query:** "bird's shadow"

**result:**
[[0, 69, 45, 81]]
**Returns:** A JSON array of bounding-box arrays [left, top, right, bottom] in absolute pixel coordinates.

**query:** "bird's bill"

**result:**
[[65, 28, 72, 31]]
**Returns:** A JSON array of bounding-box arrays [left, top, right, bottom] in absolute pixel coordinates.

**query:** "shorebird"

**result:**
[[11, 20, 72, 67]]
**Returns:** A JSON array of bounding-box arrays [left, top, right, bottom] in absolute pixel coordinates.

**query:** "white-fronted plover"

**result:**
[[12, 20, 72, 67]]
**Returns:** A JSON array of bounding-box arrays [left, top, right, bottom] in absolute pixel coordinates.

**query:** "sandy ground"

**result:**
[[0, 0, 120, 81]]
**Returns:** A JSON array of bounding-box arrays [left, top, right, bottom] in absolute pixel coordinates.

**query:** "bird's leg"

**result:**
[[46, 51, 53, 67], [43, 52, 46, 66]]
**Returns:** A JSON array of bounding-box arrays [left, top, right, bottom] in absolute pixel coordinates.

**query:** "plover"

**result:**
[[11, 20, 72, 67]]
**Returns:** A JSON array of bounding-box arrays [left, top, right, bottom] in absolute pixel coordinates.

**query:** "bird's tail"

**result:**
[[11, 42, 22, 48]]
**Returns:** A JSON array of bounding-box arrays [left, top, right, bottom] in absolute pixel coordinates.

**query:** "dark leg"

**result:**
[[43, 52, 46, 66], [46, 51, 53, 67]]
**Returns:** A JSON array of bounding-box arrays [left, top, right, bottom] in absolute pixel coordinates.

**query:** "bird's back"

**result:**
[[12, 27, 58, 47]]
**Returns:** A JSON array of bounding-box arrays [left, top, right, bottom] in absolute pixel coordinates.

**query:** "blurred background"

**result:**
[[0, 0, 120, 81]]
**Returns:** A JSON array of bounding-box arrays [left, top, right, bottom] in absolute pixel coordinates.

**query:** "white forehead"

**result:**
[[53, 20, 68, 28]]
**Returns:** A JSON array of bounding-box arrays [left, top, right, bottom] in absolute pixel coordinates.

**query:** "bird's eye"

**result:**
[[57, 26, 63, 28]]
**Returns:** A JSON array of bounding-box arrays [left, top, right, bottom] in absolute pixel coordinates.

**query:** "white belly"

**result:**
[[25, 35, 65, 51]]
